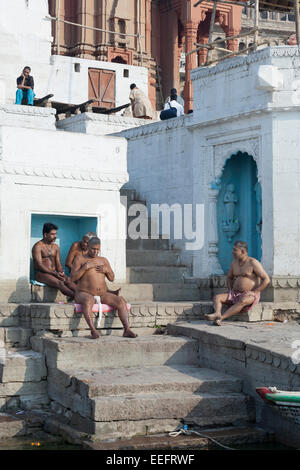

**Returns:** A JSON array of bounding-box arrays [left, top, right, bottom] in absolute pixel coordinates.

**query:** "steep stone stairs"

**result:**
[[114, 188, 200, 303], [35, 334, 257, 442]]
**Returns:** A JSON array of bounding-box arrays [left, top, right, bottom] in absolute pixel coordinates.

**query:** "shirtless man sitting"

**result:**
[[205, 241, 270, 326], [32, 223, 77, 299], [71, 237, 137, 339], [65, 231, 96, 273]]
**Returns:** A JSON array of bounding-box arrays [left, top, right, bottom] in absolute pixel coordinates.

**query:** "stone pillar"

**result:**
[[148, 72, 156, 111], [75, 0, 95, 58], [226, 29, 240, 52], [184, 21, 198, 113], [207, 189, 224, 275]]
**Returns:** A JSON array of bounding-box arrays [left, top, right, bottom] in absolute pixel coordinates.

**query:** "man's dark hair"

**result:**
[[88, 237, 101, 246], [130, 83, 136, 90], [234, 240, 248, 252], [23, 66, 31, 72], [43, 222, 58, 235], [170, 93, 177, 101]]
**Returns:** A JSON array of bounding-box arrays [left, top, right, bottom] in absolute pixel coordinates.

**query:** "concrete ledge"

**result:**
[[167, 320, 300, 447]]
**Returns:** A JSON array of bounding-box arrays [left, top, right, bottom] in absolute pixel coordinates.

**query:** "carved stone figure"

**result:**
[[222, 183, 240, 242]]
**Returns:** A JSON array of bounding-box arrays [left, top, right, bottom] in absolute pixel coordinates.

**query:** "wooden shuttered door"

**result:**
[[88, 68, 116, 109]]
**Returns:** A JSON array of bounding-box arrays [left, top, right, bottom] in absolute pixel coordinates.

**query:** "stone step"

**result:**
[[126, 249, 182, 267], [0, 304, 19, 327], [24, 301, 207, 332], [126, 266, 188, 283], [92, 391, 253, 425], [30, 281, 200, 304], [62, 391, 255, 439], [1, 327, 32, 348], [48, 365, 243, 400], [41, 335, 199, 370], [126, 237, 170, 250], [85, 425, 274, 450], [0, 413, 26, 438], [0, 350, 47, 383], [119, 283, 200, 301]]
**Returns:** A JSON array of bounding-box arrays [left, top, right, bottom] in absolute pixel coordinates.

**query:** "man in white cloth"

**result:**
[[164, 88, 184, 117], [129, 83, 153, 119]]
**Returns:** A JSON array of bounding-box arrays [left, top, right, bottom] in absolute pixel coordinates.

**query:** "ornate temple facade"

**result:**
[[48, 1, 294, 112]]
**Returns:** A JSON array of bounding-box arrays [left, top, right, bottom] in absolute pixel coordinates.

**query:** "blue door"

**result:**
[[30, 215, 98, 280], [217, 152, 262, 273]]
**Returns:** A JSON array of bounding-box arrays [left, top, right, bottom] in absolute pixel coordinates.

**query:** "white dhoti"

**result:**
[[94, 296, 103, 329]]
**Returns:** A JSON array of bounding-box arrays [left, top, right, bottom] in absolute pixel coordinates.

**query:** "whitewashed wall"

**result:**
[[0, 0, 149, 110], [0, 106, 128, 302], [48, 55, 149, 108], [118, 47, 300, 279]]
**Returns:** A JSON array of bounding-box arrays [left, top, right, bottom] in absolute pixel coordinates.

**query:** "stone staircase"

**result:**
[[0, 306, 49, 414], [34, 334, 256, 442], [106, 188, 200, 303]]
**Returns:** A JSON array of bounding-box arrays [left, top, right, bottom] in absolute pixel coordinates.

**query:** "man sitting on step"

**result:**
[[71, 236, 137, 340], [32, 223, 77, 300], [205, 241, 270, 326], [15, 66, 35, 106]]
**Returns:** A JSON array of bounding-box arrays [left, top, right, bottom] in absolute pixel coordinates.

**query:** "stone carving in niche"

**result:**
[[254, 181, 262, 234], [222, 183, 240, 242]]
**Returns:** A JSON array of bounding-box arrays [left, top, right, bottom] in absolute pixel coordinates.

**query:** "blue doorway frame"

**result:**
[[30, 214, 98, 280], [217, 152, 262, 273]]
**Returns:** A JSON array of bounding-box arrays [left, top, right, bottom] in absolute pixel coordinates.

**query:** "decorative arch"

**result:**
[[216, 151, 262, 271]]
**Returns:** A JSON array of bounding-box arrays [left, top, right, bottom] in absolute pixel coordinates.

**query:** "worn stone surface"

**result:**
[[91, 392, 253, 423], [0, 304, 19, 327], [48, 365, 242, 399], [0, 413, 26, 438], [0, 350, 47, 383], [168, 320, 300, 399], [84, 426, 273, 450], [41, 335, 199, 370]]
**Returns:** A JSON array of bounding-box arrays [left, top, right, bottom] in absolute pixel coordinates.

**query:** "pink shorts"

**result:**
[[226, 290, 260, 313]]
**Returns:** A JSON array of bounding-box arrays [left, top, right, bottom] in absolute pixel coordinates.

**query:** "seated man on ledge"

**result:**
[[205, 240, 270, 326], [71, 237, 137, 340], [15, 66, 35, 106], [32, 223, 76, 300]]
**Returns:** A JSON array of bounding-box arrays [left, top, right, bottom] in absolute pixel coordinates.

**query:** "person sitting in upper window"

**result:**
[[15, 66, 35, 106]]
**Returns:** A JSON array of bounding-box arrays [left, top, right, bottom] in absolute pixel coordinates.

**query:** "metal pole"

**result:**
[[253, 0, 259, 51], [137, 0, 143, 66], [206, 0, 217, 63], [57, 0, 61, 55], [46, 15, 143, 39], [294, 0, 300, 45]]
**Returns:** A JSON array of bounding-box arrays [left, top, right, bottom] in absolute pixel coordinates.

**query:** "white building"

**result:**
[[0, 0, 149, 108], [117, 46, 300, 302]]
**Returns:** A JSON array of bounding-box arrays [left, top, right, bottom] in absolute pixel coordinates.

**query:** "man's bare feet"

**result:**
[[213, 318, 222, 326], [204, 313, 222, 322], [90, 330, 100, 339], [123, 328, 138, 338]]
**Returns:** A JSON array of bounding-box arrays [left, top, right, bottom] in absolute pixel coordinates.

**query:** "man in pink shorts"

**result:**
[[205, 241, 270, 325]]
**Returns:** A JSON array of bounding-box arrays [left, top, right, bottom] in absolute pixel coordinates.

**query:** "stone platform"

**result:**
[[168, 320, 300, 448]]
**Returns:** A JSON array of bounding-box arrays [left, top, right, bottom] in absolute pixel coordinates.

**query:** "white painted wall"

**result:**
[[0, 106, 128, 302], [0, 0, 150, 111], [48, 55, 149, 109], [56, 113, 154, 135], [117, 47, 300, 279]]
